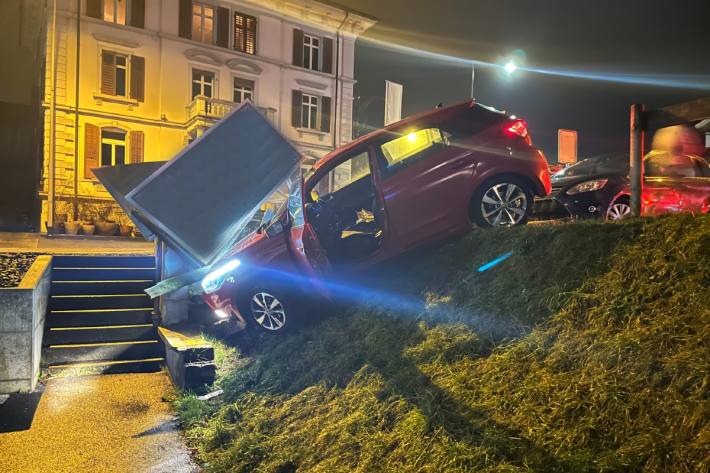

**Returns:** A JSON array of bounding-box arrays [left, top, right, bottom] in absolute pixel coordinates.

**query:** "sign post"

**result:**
[[629, 104, 645, 217]]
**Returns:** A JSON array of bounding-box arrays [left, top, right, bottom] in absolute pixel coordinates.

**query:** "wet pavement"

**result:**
[[0, 372, 199, 473]]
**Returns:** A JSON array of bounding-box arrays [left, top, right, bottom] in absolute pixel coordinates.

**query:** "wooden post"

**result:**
[[629, 104, 645, 217]]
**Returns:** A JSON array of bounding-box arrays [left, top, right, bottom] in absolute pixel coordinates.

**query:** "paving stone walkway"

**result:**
[[0, 232, 154, 254], [0, 372, 199, 473]]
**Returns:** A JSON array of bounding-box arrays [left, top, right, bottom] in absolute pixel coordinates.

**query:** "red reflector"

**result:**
[[505, 119, 529, 138]]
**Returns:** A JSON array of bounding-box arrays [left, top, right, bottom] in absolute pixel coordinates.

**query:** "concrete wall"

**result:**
[[0, 255, 52, 393]]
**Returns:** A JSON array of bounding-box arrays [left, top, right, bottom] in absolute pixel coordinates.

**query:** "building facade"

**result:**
[[41, 0, 376, 226], [0, 0, 46, 231]]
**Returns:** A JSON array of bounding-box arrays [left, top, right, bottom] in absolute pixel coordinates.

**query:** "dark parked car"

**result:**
[[534, 151, 710, 221], [201, 100, 552, 332], [534, 153, 629, 220]]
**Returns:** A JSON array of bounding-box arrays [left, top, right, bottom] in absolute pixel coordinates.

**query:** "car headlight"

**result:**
[[201, 259, 241, 294], [566, 179, 608, 195]]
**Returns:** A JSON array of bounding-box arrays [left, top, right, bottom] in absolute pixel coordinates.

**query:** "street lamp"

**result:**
[[504, 61, 518, 75]]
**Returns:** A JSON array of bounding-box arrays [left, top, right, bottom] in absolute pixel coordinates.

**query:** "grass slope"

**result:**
[[177, 215, 709, 473]]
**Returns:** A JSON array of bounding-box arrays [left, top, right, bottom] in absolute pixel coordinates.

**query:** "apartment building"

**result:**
[[41, 0, 376, 225]]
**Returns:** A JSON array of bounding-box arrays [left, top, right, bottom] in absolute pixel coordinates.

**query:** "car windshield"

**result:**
[[554, 153, 628, 178], [232, 171, 303, 243]]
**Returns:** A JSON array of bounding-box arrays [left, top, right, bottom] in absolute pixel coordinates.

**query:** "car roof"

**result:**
[[311, 100, 499, 172]]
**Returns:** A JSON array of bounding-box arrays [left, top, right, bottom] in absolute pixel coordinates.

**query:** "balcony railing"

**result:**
[[187, 95, 276, 124]]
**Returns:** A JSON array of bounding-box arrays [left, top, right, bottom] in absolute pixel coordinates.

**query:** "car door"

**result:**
[[643, 153, 710, 216], [377, 126, 475, 249], [285, 176, 332, 297]]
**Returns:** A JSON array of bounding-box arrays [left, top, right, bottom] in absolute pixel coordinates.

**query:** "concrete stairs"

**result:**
[[43, 255, 164, 374]]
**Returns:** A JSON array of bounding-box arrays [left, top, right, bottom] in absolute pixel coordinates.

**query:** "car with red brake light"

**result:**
[[200, 100, 551, 332]]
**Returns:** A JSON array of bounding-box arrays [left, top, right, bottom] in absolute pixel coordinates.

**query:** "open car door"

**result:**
[[285, 176, 331, 296]]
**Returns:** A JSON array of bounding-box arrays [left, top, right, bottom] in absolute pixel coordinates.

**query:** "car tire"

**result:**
[[470, 176, 533, 228], [606, 196, 631, 221], [238, 287, 297, 333]]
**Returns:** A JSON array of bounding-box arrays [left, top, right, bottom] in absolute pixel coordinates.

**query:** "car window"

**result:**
[[312, 151, 371, 199], [380, 128, 446, 168], [554, 154, 628, 178], [645, 154, 701, 178]]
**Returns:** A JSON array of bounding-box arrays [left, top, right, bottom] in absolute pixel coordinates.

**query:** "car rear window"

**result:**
[[440, 105, 506, 139]]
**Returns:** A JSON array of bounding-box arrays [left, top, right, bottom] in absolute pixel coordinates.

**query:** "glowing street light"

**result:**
[[504, 61, 518, 75]]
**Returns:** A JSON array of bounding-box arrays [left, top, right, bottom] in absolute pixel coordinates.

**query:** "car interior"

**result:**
[[305, 150, 383, 264]]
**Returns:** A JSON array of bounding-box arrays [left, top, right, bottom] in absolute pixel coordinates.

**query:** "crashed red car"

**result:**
[[202, 100, 551, 332]]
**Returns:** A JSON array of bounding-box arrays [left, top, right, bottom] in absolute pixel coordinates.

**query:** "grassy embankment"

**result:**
[[177, 215, 709, 472]]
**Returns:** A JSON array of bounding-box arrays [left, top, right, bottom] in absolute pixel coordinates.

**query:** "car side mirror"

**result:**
[[310, 189, 320, 202]]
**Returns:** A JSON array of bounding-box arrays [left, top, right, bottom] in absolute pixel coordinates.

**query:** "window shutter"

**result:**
[[130, 0, 145, 28], [322, 37, 333, 74], [84, 124, 100, 179], [292, 29, 304, 67], [129, 131, 145, 163], [101, 52, 116, 95], [292, 90, 302, 128], [320, 96, 332, 133], [178, 0, 192, 39], [86, 0, 101, 19], [129, 55, 145, 102], [216, 7, 229, 48]]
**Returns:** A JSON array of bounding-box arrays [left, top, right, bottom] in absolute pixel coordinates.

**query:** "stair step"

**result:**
[[51, 280, 154, 295], [44, 324, 157, 345], [47, 357, 164, 375], [47, 308, 154, 327], [44, 339, 164, 366], [49, 294, 152, 311], [52, 267, 157, 281], [52, 255, 155, 268]]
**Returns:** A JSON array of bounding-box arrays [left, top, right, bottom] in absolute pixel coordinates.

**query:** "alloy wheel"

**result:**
[[607, 202, 631, 220], [250, 291, 286, 331], [480, 183, 528, 227]]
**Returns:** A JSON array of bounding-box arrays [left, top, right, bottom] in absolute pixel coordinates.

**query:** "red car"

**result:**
[[201, 100, 551, 332]]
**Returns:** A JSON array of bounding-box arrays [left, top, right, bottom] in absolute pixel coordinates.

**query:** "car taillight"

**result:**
[[504, 119, 532, 145]]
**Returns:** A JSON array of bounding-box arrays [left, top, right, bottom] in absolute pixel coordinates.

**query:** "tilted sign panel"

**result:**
[[127, 103, 302, 266]]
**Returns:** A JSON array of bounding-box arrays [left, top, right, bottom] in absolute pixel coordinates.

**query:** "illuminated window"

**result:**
[[192, 69, 214, 99], [301, 93, 319, 129], [103, 0, 126, 24], [234, 12, 256, 54], [303, 34, 320, 71], [100, 129, 126, 166], [380, 128, 446, 167], [101, 52, 128, 96], [192, 3, 214, 44], [233, 78, 254, 103]]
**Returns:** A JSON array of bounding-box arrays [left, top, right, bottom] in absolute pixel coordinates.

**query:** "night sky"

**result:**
[[342, 0, 710, 161]]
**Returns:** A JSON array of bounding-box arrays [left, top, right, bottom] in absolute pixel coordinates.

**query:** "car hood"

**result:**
[[551, 171, 627, 190], [94, 102, 303, 268]]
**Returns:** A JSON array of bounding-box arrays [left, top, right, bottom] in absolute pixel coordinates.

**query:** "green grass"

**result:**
[[176, 215, 709, 472]]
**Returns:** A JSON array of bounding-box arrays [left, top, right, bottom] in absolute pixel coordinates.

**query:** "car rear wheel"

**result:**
[[606, 197, 631, 221], [471, 178, 532, 228]]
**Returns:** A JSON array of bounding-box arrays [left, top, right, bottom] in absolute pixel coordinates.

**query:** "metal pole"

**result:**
[[629, 103, 645, 217], [470, 64, 475, 99], [47, 0, 58, 235], [72, 0, 80, 220]]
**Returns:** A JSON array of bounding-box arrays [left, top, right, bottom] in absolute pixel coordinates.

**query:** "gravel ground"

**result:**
[[0, 372, 200, 473], [0, 253, 40, 287]]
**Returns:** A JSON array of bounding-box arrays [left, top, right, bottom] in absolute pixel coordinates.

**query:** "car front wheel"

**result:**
[[471, 178, 532, 228], [606, 197, 631, 221], [243, 289, 293, 332]]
